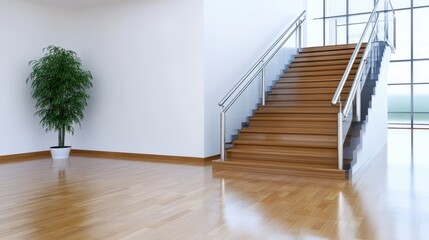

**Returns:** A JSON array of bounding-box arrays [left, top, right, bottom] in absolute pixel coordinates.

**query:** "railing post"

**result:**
[[262, 66, 266, 106], [337, 111, 344, 170], [355, 82, 361, 122], [220, 111, 226, 161], [298, 21, 302, 50]]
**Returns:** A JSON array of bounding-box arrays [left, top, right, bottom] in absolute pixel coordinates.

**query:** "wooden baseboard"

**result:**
[[0, 149, 220, 166], [0, 151, 50, 163], [71, 150, 219, 166]]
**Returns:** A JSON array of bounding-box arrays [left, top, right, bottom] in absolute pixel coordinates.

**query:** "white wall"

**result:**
[[62, 0, 205, 157], [1, 0, 305, 158], [0, 0, 64, 155], [203, 0, 305, 157]]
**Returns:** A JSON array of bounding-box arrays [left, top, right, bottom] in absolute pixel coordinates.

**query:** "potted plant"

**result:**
[[27, 46, 93, 160]]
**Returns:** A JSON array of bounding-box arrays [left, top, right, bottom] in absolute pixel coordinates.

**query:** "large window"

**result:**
[[306, 0, 429, 129]]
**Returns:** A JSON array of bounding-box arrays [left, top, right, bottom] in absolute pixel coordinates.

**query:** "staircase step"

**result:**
[[296, 48, 360, 58], [300, 43, 366, 53], [288, 59, 351, 68], [233, 139, 337, 149], [230, 145, 337, 159], [251, 113, 337, 122], [255, 107, 338, 114], [293, 53, 363, 63], [278, 75, 356, 83], [238, 132, 337, 143], [240, 126, 336, 135], [286, 64, 355, 73], [248, 120, 337, 128], [274, 81, 353, 89], [212, 160, 348, 179], [270, 87, 350, 95], [263, 101, 335, 107], [282, 69, 358, 77], [266, 94, 345, 101]]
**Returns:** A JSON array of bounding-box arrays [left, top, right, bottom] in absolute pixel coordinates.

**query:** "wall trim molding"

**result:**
[[1, 150, 220, 165], [71, 150, 219, 165], [0, 151, 50, 162]]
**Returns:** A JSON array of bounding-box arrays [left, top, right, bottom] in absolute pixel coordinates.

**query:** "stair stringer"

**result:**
[[344, 43, 392, 178]]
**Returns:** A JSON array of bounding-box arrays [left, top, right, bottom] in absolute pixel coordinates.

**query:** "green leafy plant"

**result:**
[[27, 46, 93, 148]]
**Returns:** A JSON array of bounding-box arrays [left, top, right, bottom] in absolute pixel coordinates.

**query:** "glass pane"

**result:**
[[325, 17, 346, 45], [388, 61, 411, 84], [307, 0, 324, 18], [413, 0, 429, 7], [388, 85, 411, 112], [388, 113, 411, 123], [349, 0, 374, 14], [325, 0, 346, 17], [390, 0, 410, 9], [414, 84, 429, 112], [414, 61, 429, 83], [307, 18, 324, 47], [348, 14, 371, 43], [391, 10, 411, 60], [413, 8, 429, 59], [414, 113, 429, 124]]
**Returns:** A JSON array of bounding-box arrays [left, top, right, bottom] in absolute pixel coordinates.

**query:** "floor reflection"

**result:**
[[213, 129, 429, 239]]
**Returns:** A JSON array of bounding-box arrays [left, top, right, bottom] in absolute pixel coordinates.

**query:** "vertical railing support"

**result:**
[[337, 111, 344, 170], [355, 82, 361, 122], [220, 111, 226, 161], [298, 21, 303, 50], [262, 66, 266, 106]]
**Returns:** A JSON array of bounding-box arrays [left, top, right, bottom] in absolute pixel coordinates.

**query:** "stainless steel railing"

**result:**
[[331, 0, 396, 170], [218, 11, 306, 161]]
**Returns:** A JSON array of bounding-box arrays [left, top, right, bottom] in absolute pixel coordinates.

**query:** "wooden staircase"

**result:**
[[213, 43, 366, 180]]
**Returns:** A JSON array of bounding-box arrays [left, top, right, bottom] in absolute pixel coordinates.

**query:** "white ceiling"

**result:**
[[23, 0, 123, 9]]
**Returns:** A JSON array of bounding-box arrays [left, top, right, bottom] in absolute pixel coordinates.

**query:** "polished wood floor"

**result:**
[[0, 129, 428, 239]]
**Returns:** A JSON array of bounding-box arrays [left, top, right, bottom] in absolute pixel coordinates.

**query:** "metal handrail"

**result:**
[[331, 0, 382, 107], [219, 11, 306, 161], [343, 14, 379, 116], [218, 11, 306, 108], [333, 0, 396, 170], [223, 20, 304, 112]]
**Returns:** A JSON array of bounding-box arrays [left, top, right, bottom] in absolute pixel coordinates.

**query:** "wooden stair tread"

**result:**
[[274, 81, 353, 89], [292, 53, 363, 63], [283, 69, 358, 77], [296, 48, 362, 58], [229, 145, 336, 157], [250, 115, 337, 122], [262, 101, 335, 107], [240, 127, 336, 135], [255, 107, 338, 114], [248, 120, 337, 128], [300, 43, 366, 53], [233, 139, 337, 148], [278, 75, 356, 83], [212, 160, 348, 180], [270, 87, 350, 95]]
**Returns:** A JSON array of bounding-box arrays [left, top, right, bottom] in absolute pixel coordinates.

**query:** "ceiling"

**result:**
[[23, 0, 123, 9]]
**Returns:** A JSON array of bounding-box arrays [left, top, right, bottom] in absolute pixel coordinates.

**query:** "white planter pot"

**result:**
[[50, 146, 71, 160]]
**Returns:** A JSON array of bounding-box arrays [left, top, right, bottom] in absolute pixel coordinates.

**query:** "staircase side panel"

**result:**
[[350, 46, 391, 177]]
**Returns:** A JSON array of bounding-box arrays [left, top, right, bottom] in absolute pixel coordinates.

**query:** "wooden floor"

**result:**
[[0, 129, 428, 239]]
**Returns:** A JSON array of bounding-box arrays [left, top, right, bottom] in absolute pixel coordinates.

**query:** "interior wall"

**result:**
[[203, 0, 305, 157], [0, 0, 64, 155], [61, 0, 205, 157]]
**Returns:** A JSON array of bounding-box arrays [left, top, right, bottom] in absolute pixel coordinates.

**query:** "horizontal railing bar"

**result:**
[[218, 11, 306, 107]]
